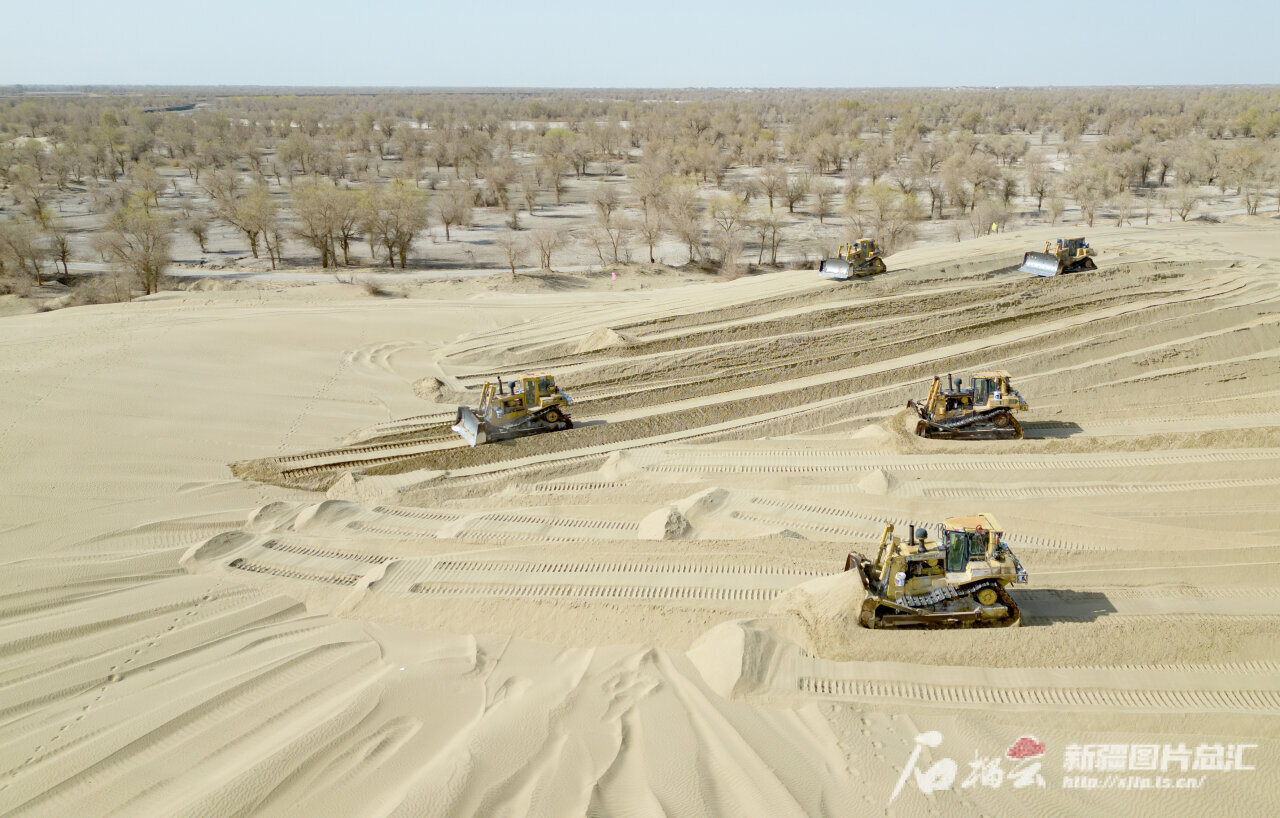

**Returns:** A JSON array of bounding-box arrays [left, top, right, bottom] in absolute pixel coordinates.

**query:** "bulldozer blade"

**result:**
[[451, 407, 487, 447], [819, 258, 853, 280], [1017, 252, 1063, 277]]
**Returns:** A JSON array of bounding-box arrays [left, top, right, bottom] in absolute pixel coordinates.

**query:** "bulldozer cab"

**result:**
[[522, 374, 563, 408], [970, 370, 1017, 410], [852, 238, 878, 259], [943, 514, 1001, 560]]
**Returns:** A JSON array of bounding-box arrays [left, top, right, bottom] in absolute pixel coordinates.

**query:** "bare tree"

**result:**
[[539, 154, 569, 204], [783, 173, 810, 214], [128, 165, 166, 212], [708, 194, 746, 271], [98, 204, 172, 294], [183, 212, 211, 254], [241, 186, 280, 267], [435, 183, 473, 241], [494, 230, 528, 278], [749, 207, 786, 266], [1024, 155, 1052, 213], [1046, 195, 1066, 225], [1111, 190, 1134, 227], [759, 164, 788, 211], [1140, 190, 1157, 225], [636, 206, 665, 264], [363, 181, 431, 268], [292, 182, 338, 266], [1173, 185, 1199, 221], [517, 172, 539, 213], [1075, 185, 1104, 227], [591, 182, 621, 224], [662, 182, 703, 263], [530, 228, 567, 270], [812, 178, 836, 225], [43, 217, 72, 275], [0, 217, 47, 285]]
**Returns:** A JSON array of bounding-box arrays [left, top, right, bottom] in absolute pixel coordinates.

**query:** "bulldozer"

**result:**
[[819, 238, 886, 280], [1018, 236, 1097, 277], [845, 514, 1027, 628], [908, 371, 1028, 440], [451, 373, 572, 447]]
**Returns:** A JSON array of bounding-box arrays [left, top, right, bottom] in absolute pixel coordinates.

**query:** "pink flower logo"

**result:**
[[1007, 736, 1046, 760]]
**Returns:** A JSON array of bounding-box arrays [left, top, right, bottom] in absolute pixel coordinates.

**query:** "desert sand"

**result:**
[[2, 218, 1279, 816]]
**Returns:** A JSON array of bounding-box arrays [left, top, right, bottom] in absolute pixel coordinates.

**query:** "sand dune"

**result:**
[[3, 221, 1280, 815]]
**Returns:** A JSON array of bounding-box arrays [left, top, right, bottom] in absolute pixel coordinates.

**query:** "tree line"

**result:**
[[2, 86, 1279, 297]]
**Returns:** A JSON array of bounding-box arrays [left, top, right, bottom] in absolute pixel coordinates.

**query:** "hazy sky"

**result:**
[[3, 0, 1277, 87]]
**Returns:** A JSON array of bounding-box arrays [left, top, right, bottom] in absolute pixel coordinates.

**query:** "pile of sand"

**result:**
[[574, 326, 636, 354], [767, 571, 868, 659], [412, 376, 464, 404]]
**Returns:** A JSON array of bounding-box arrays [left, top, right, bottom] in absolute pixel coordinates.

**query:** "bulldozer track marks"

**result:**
[[925, 476, 1280, 499], [345, 521, 439, 539], [371, 506, 462, 522], [1023, 614, 1280, 623], [635, 448, 1278, 475], [476, 513, 637, 532], [428, 559, 827, 577], [408, 582, 780, 602], [1100, 586, 1280, 600], [259, 539, 393, 565], [533, 481, 626, 493], [796, 676, 1280, 713], [1047, 661, 1280, 674], [269, 437, 452, 466], [227, 558, 362, 586], [280, 451, 436, 478]]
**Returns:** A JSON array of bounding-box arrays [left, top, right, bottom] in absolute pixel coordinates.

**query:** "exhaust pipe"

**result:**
[[948, 374, 954, 391], [908, 523, 915, 550]]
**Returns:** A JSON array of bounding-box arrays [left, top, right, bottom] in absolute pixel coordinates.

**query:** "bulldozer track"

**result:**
[[260, 539, 393, 565], [1022, 613, 1280, 623], [269, 436, 455, 466], [796, 676, 1280, 713], [371, 506, 462, 522], [471, 513, 636, 532], [227, 558, 362, 586], [1100, 586, 1280, 600], [408, 582, 781, 602], [280, 450, 443, 478], [636, 449, 1278, 474], [1047, 661, 1280, 674], [344, 521, 439, 539], [925, 476, 1280, 499], [451, 532, 582, 544], [429, 559, 828, 576], [533, 481, 626, 493]]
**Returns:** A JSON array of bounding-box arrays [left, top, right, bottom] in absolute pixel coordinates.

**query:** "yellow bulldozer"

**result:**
[[451, 373, 572, 447], [819, 238, 886, 280], [845, 514, 1027, 628], [908, 371, 1028, 440], [1018, 236, 1097, 277]]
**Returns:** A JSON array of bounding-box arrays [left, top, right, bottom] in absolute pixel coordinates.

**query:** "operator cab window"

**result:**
[[972, 378, 991, 405]]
